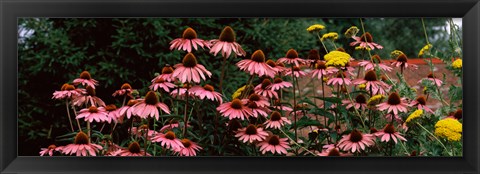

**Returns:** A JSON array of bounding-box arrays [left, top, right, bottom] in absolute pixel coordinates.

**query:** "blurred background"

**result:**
[[18, 18, 459, 156]]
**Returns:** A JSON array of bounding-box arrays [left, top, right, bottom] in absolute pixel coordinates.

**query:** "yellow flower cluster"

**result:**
[[434, 118, 462, 142], [357, 83, 366, 90], [355, 46, 371, 51], [418, 44, 433, 57], [344, 26, 359, 38], [405, 109, 423, 123], [390, 50, 405, 58], [321, 32, 338, 41], [452, 59, 462, 69], [367, 94, 385, 106], [232, 85, 246, 99], [307, 24, 326, 32], [324, 51, 351, 67]]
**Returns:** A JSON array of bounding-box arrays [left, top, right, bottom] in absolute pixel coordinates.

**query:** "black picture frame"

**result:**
[[1, 0, 479, 173]]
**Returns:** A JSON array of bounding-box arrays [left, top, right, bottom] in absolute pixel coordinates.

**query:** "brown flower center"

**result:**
[[370, 128, 378, 134], [48, 144, 57, 150], [380, 75, 388, 82], [203, 84, 214, 92], [155, 78, 165, 83], [245, 124, 258, 135], [293, 66, 301, 71], [371, 55, 382, 64], [144, 91, 159, 105], [182, 53, 198, 68], [165, 131, 176, 140], [88, 106, 98, 113], [65, 84, 75, 91], [355, 94, 367, 104], [248, 93, 261, 101], [261, 79, 272, 89], [230, 99, 243, 109], [268, 136, 280, 145], [74, 132, 89, 145], [364, 70, 378, 81], [60, 83, 69, 91], [396, 54, 408, 63], [327, 148, 341, 156], [182, 27, 197, 39], [121, 83, 132, 90], [285, 49, 299, 58], [266, 59, 277, 67], [128, 141, 141, 153], [270, 111, 282, 121], [127, 99, 138, 107], [416, 96, 427, 105], [247, 102, 258, 109], [336, 72, 346, 78], [251, 50, 266, 63], [219, 26, 236, 42], [384, 124, 396, 134], [105, 104, 117, 111], [277, 62, 286, 68], [86, 86, 96, 96], [79, 71, 92, 80], [336, 47, 346, 52], [387, 92, 401, 105], [349, 129, 363, 142], [273, 77, 283, 84], [427, 73, 436, 78], [181, 139, 192, 148], [308, 49, 320, 60], [454, 109, 462, 119], [316, 62, 327, 70], [228, 119, 242, 131], [359, 32, 373, 42], [162, 65, 174, 74]]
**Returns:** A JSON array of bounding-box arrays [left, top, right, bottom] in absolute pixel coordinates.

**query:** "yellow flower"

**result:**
[[434, 118, 462, 142], [452, 59, 462, 69], [418, 44, 433, 57], [232, 85, 246, 99], [306, 24, 326, 32], [358, 83, 366, 90], [322, 77, 328, 83], [344, 26, 359, 38], [390, 50, 405, 58], [405, 109, 423, 123], [324, 51, 351, 67], [355, 46, 371, 51], [321, 32, 338, 41], [367, 94, 385, 106]]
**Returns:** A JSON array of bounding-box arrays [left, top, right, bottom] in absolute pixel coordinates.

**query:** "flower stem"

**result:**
[[416, 122, 451, 156], [70, 101, 82, 131], [279, 128, 318, 156], [291, 66, 298, 149], [183, 87, 189, 138], [219, 56, 228, 94], [316, 32, 329, 54], [65, 100, 75, 132]]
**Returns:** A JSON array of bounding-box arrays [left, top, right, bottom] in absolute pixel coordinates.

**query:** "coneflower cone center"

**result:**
[[165, 131, 176, 140], [396, 54, 408, 63], [349, 130, 363, 142], [65, 85, 75, 91], [128, 142, 141, 153], [181, 139, 192, 148], [79, 71, 92, 80], [308, 50, 320, 60], [316, 62, 327, 69], [266, 60, 277, 67], [371, 55, 382, 64], [105, 104, 117, 111], [144, 91, 159, 105], [293, 66, 301, 71], [248, 94, 261, 101], [336, 72, 346, 78], [61, 83, 69, 91], [247, 102, 258, 109], [355, 94, 367, 104], [416, 96, 427, 105], [230, 99, 243, 109], [360, 32, 373, 42], [155, 78, 165, 83], [251, 50, 266, 63], [285, 49, 299, 58], [328, 148, 341, 156], [364, 70, 378, 81], [48, 144, 57, 149], [74, 132, 89, 145], [182, 53, 198, 68], [245, 125, 258, 135], [270, 111, 282, 121], [268, 136, 280, 145], [127, 100, 138, 106], [273, 77, 283, 84], [454, 109, 462, 119], [203, 84, 214, 92], [427, 73, 435, 78], [182, 28, 197, 39], [384, 124, 396, 134], [86, 86, 96, 96], [219, 26, 236, 42], [387, 93, 401, 105], [162, 65, 174, 74], [88, 106, 99, 113], [261, 79, 272, 89], [277, 62, 286, 68], [121, 83, 132, 90]]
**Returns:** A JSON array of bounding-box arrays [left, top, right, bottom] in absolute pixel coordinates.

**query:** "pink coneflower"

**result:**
[[105, 104, 120, 123], [52, 83, 84, 100], [133, 91, 171, 120], [151, 131, 184, 150], [113, 141, 151, 156], [269, 77, 293, 91], [318, 144, 350, 156], [149, 78, 175, 92], [152, 65, 175, 82], [327, 72, 351, 86], [374, 124, 407, 144], [377, 92, 409, 115], [391, 53, 418, 73], [285, 66, 307, 78], [72, 86, 106, 107], [264, 111, 291, 129], [257, 135, 290, 155], [76, 105, 109, 123], [119, 99, 139, 119], [243, 93, 270, 108], [217, 99, 253, 120], [254, 79, 279, 99], [358, 55, 392, 72], [172, 53, 212, 83], [277, 49, 305, 66], [189, 84, 223, 103], [385, 113, 403, 123], [236, 50, 277, 78], [210, 26, 246, 58], [61, 132, 103, 156], [174, 139, 203, 156], [418, 73, 443, 87], [39, 144, 62, 156], [342, 94, 368, 111], [409, 96, 434, 114], [73, 71, 99, 89], [337, 129, 375, 153], [170, 27, 210, 53], [158, 121, 185, 132], [235, 124, 268, 143], [112, 83, 134, 98], [350, 32, 383, 50], [310, 61, 338, 80], [352, 70, 390, 95], [266, 59, 288, 74], [246, 102, 269, 118], [130, 124, 158, 139]]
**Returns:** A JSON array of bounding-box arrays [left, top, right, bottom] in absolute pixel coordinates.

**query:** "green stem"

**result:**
[[416, 122, 452, 156], [65, 100, 75, 132]]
